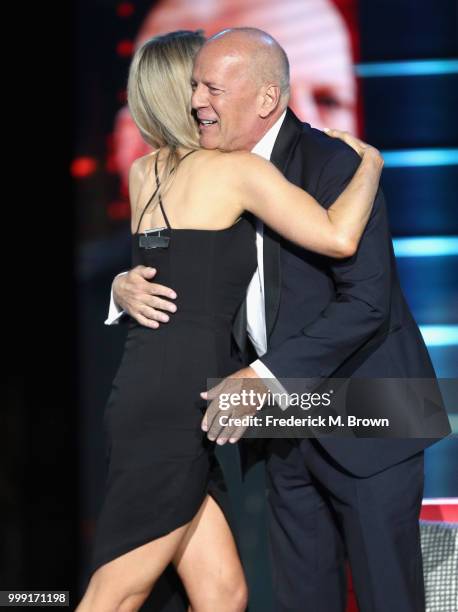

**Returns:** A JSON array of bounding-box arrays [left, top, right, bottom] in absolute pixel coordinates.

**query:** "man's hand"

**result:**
[[200, 367, 269, 445], [113, 266, 177, 329]]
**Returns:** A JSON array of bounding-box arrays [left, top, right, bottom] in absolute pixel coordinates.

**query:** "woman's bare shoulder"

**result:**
[[199, 149, 268, 177], [128, 151, 160, 212], [130, 150, 159, 179]]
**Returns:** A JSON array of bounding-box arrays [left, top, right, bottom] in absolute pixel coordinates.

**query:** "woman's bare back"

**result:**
[[131, 147, 243, 234]]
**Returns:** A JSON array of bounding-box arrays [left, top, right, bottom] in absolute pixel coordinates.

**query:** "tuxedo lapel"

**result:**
[[264, 108, 303, 339], [270, 108, 304, 174]]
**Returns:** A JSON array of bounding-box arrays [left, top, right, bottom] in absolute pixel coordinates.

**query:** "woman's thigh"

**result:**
[[82, 523, 190, 611], [173, 495, 247, 610]]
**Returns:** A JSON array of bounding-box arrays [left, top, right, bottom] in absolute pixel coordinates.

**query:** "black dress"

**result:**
[[90, 152, 257, 575]]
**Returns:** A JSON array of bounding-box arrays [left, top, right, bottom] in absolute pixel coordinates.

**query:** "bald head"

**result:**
[[191, 27, 289, 151], [206, 28, 290, 103]]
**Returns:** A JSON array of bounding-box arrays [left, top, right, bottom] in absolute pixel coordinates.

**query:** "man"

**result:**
[[107, 29, 450, 612], [112, 0, 357, 204]]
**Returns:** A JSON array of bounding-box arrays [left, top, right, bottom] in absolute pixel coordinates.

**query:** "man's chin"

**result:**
[[199, 134, 220, 150]]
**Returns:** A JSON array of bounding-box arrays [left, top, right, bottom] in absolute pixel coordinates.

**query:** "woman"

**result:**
[[77, 30, 383, 612]]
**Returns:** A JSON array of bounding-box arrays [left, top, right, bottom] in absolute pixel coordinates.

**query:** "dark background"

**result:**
[[2, 1, 457, 609]]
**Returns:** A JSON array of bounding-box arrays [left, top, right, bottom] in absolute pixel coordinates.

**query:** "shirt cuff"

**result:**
[[104, 271, 128, 325], [250, 359, 290, 409]]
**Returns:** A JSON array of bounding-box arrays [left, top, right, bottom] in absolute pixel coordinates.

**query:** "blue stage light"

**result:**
[[355, 59, 458, 77], [382, 149, 458, 167], [419, 326, 458, 347], [393, 237, 458, 257]]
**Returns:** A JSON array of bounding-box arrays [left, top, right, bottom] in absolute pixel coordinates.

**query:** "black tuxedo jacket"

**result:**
[[235, 108, 450, 477]]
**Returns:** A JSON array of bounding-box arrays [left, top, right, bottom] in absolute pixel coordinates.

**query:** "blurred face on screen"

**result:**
[[285, 8, 356, 132], [114, 0, 357, 190]]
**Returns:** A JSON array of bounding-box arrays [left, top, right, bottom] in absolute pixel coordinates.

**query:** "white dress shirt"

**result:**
[[244, 111, 287, 384], [105, 111, 288, 393]]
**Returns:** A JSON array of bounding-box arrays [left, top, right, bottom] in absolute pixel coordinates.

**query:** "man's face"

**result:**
[[191, 45, 264, 151]]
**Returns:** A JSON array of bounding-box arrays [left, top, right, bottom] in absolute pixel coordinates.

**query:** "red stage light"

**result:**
[[71, 157, 98, 178], [117, 40, 134, 57], [117, 2, 134, 18]]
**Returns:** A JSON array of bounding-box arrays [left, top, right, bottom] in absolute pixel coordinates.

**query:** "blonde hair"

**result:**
[[127, 30, 205, 220]]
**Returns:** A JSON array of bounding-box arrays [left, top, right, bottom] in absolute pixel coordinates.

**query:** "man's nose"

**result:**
[[191, 84, 208, 109]]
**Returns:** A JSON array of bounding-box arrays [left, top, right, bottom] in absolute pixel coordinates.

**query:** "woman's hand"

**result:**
[[324, 128, 383, 167]]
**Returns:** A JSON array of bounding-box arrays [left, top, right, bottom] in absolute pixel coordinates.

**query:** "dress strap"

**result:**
[[134, 181, 160, 234], [134, 149, 197, 234], [179, 149, 197, 163], [154, 153, 171, 230]]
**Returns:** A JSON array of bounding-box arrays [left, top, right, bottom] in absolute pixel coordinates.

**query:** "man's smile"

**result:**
[[197, 113, 219, 129], [199, 119, 218, 126]]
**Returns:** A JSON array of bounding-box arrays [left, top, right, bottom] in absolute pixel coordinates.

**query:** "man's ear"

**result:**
[[258, 84, 281, 118]]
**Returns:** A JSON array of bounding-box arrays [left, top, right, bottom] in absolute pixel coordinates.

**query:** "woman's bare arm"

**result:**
[[231, 131, 384, 259]]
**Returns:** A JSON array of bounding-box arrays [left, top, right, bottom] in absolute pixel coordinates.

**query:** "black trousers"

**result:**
[[265, 439, 425, 612]]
